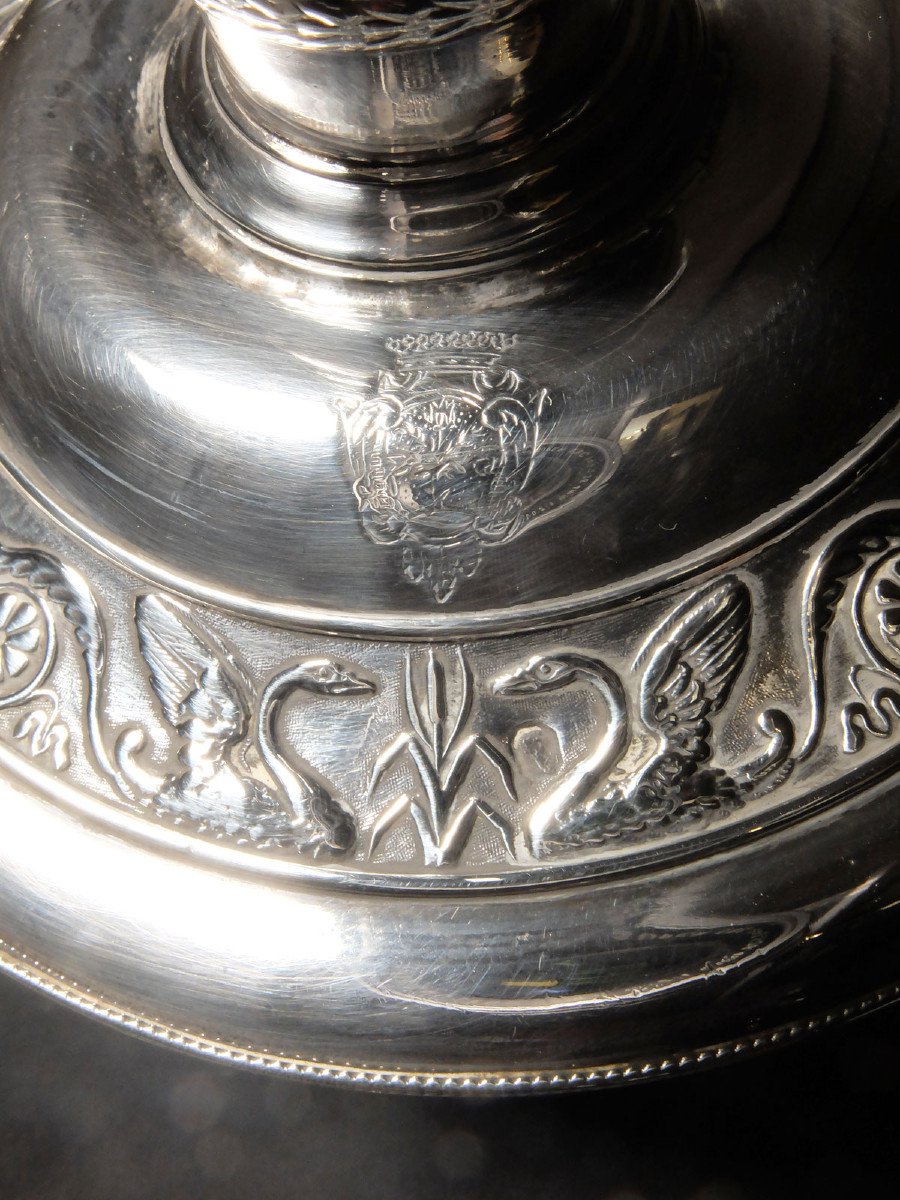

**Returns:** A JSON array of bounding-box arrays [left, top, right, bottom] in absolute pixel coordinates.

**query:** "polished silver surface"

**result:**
[[167, 0, 697, 269], [1, 0, 900, 1090], [196, 0, 575, 155]]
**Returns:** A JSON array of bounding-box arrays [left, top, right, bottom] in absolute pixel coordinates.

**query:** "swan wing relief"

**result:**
[[513, 580, 755, 856], [604, 579, 753, 835], [132, 595, 291, 839], [637, 578, 752, 752], [135, 594, 250, 748]]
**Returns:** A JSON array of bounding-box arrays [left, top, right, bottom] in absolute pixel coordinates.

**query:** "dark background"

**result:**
[[1, 971, 897, 1200]]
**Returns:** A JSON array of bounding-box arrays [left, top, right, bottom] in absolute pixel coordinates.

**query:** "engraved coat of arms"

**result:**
[[339, 332, 619, 603]]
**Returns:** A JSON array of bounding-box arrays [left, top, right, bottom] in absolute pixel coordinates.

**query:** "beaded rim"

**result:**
[[2, 936, 898, 1093]]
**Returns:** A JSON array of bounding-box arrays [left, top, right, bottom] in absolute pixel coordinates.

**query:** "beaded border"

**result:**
[[2, 936, 898, 1093]]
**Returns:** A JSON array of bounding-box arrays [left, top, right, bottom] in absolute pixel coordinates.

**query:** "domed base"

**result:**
[[1, 0, 900, 1089], [1, 0, 898, 634]]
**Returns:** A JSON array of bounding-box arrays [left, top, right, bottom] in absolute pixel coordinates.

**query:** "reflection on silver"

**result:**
[[195, 0, 545, 153]]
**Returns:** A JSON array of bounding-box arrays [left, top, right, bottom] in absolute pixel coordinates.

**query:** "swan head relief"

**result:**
[[494, 653, 619, 697], [495, 651, 632, 858], [285, 659, 377, 699]]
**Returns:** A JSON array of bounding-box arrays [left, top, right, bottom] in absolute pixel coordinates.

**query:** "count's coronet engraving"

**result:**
[[340, 333, 619, 604]]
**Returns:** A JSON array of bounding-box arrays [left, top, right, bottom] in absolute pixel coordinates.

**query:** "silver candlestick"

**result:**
[[1, 0, 899, 1091]]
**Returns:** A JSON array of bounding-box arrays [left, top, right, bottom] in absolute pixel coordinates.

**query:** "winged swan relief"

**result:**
[[112, 595, 376, 855], [495, 579, 796, 857], [7, 537, 890, 866]]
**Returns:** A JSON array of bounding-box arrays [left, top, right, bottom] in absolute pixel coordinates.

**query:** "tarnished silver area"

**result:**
[[2, 0, 900, 1089], [0, 0, 27, 39]]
